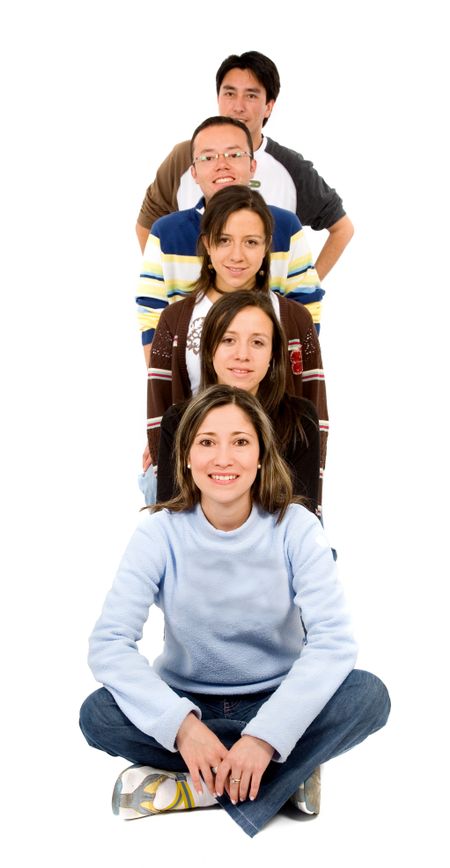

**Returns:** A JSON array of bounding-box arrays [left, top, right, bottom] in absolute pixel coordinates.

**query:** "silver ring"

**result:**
[[211, 766, 218, 775], [231, 777, 241, 783]]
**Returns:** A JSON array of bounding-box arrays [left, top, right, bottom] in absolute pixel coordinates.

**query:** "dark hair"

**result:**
[[215, 51, 281, 126], [199, 290, 307, 452], [190, 116, 254, 163], [153, 385, 294, 523], [195, 186, 273, 298]]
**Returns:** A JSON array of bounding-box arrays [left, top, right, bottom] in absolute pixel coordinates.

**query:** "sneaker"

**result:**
[[112, 764, 196, 820], [290, 766, 321, 815]]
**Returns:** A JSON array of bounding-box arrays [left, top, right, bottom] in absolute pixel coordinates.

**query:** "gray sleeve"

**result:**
[[266, 139, 346, 230]]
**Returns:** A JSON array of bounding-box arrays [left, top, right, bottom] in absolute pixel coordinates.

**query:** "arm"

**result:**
[[136, 222, 150, 254], [88, 515, 201, 751], [136, 141, 192, 249], [314, 215, 354, 281], [285, 398, 321, 514], [147, 311, 175, 466], [240, 508, 357, 762], [136, 229, 169, 356], [156, 404, 184, 502]]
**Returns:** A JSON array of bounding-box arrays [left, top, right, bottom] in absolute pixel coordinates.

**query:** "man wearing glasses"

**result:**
[[137, 116, 323, 365], [136, 51, 353, 284]]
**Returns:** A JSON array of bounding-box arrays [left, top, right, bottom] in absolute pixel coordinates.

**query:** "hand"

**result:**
[[215, 735, 274, 803], [142, 443, 152, 472], [176, 713, 229, 797]]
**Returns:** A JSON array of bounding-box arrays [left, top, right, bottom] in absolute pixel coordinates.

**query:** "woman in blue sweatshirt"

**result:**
[[80, 386, 389, 837]]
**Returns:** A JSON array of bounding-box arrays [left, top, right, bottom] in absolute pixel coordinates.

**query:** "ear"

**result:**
[[202, 234, 211, 255], [264, 99, 275, 122], [249, 158, 257, 179], [191, 163, 200, 185], [265, 234, 273, 254]]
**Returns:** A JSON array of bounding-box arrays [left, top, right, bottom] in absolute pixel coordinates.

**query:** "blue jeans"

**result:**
[[138, 465, 157, 506], [80, 669, 390, 837]]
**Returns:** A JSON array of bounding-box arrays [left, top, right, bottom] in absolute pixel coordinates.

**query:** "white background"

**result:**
[[1, 1, 448, 865]]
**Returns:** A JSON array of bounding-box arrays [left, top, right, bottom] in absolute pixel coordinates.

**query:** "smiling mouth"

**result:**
[[209, 474, 238, 483], [214, 176, 235, 185], [228, 368, 252, 375]]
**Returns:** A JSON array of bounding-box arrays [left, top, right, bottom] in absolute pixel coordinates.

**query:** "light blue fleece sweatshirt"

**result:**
[[88, 503, 357, 763]]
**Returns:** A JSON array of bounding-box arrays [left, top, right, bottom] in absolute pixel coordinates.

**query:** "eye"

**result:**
[[252, 339, 265, 347], [198, 438, 214, 447], [217, 236, 231, 246], [234, 438, 250, 447], [220, 336, 234, 344]]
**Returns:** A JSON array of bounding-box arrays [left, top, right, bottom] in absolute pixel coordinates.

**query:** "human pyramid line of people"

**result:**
[[80, 51, 390, 838]]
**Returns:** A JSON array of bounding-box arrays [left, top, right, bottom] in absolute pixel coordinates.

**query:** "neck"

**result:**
[[253, 131, 264, 150], [200, 494, 252, 532]]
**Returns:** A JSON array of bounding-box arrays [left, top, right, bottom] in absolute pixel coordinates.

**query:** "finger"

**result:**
[[249, 768, 263, 801], [214, 758, 231, 797], [229, 771, 243, 805], [200, 765, 216, 797], [238, 770, 252, 803], [186, 762, 203, 796]]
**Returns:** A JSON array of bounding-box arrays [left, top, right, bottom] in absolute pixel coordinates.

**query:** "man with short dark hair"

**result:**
[[136, 51, 353, 281]]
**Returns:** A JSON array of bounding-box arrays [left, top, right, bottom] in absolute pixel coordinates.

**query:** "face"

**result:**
[[204, 209, 267, 293], [213, 307, 273, 395], [191, 124, 256, 202], [217, 68, 275, 145], [188, 404, 260, 513]]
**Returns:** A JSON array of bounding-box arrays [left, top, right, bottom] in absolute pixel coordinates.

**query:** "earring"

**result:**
[[257, 463, 261, 469], [187, 464, 191, 470], [207, 257, 214, 272], [258, 268, 265, 276]]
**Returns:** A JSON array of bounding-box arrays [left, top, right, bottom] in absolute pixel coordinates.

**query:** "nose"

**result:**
[[231, 94, 246, 114], [213, 445, 233, 467], [229, 241, 244, 261], [234, 341, 249, 360], [216, 152, 233, 170]]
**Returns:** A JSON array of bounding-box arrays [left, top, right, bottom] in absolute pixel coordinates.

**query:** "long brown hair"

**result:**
[[195, 186, 273, 299], [199, 291, 307, 452], [152, 385, 294, 523]]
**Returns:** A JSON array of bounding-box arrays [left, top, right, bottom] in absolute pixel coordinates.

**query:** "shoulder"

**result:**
[[282, 394, 319, 424], [269, 204, 302, 234], [165, 140, 192, 167], [265, 137, 307, 171], [281, 502, 322, 538], [159, 296, 196, 327], [151, 207, 199, 239], [161, 401, 187, 429]]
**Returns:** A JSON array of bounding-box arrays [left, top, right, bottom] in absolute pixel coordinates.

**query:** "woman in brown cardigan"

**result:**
[[146, 186, 328, 506]]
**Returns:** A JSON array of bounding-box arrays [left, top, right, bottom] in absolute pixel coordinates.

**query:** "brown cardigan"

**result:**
[[147, 294, 329, 488]]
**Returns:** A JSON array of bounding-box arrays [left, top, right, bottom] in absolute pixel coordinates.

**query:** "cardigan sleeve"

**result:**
[[88, 514, 201, 751], [241, 507, 357, 761], [147, 311, 175, 464]]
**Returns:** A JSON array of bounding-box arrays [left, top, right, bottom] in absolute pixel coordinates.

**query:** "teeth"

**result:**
[[215, 177, 234, 184], [210, 474, 237, 481]]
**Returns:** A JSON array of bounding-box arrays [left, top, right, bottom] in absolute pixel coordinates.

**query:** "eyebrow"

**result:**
[[223, 330, 270, 338], [221, 85, 262, 94], [196, 143, 248, 153], [195, 429, 255, 437], [218, 233, 265, 240]]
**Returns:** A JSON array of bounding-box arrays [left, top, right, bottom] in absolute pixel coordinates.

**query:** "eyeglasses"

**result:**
[[192, 150, 252, 164]]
